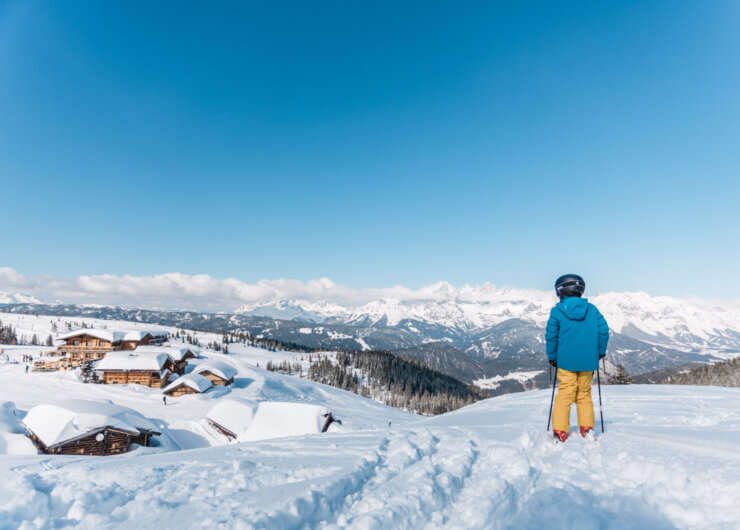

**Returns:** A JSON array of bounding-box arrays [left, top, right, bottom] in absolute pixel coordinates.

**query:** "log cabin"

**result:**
[[56, 329, 169, 365], [135, 345, 199, 375], [162, 373, 213, 397], [21, 400, 160, 456], [94, 351, 175, 388], [192, 361, 237, 386]]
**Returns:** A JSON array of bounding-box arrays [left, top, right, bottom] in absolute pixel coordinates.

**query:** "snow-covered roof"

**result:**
[[163, 374, 212, 394], [58, 329, 169, 343], [135, 345, 198, 361], [237, 402, 330, 442], [206, 398, 259, 436], [193, 360, 237, 381], [95, 351, 172, 372], [21, 399, 159, 448]]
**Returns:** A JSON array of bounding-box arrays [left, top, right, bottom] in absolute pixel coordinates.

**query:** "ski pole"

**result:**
[[547, 366, 558, 431], [597, 368, 605, 433]]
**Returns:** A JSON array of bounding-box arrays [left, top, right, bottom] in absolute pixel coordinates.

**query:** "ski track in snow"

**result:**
[[1, 387, 738, 529]]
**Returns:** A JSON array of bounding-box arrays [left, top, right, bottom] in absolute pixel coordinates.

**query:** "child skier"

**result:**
[[546, 274, 609, 442]]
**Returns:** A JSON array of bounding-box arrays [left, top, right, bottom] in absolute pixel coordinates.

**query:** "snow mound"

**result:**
[[205, 397, 259, 437], [237, 402, 332, 442], [0, 401, 37, 454], [21, 399, 159, 448]]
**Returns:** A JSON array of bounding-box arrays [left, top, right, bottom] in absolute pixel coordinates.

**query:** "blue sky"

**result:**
[[1, 1, 739, 299]]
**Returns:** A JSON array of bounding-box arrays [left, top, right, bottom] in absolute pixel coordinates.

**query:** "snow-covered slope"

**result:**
[[1, 384, 737, 528]]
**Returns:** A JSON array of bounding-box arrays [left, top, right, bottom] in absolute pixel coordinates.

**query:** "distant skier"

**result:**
[[163, 395, 167, 406], [25, 364, 29, 374], [546, 274, 609, 442]]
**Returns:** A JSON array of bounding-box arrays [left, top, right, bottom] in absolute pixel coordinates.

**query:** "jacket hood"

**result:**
[[557, 297, 589, 321]]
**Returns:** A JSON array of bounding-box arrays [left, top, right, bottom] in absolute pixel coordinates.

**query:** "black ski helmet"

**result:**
[[555, 274, 585, 299]]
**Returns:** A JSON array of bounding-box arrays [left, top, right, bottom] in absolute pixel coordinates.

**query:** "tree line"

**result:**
[[661, 357, 740, 387], [306, 351, 488, 416]]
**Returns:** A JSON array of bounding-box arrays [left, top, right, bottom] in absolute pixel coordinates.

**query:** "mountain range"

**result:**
[[2, 284, 739, 393]]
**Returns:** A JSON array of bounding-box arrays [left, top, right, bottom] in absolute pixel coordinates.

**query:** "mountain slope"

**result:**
[[2, 385, 738, 528], [395, 342, 486, 383]]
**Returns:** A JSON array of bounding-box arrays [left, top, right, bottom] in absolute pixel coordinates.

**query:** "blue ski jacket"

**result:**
[[545, 297, 609, 372]]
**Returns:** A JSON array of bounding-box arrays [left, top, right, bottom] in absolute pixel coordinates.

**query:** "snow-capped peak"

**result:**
[[233, 286, 740, 350], [0, 291, 42, 305]]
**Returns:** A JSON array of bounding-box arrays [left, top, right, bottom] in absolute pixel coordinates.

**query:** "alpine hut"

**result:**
[[94, 351, 174, 388], [57, 329, 169, 364], [162, 373, 213, 397], [135, 345, 199, 375], [21, 400, 160, 455], [192, 360, 237, 386]]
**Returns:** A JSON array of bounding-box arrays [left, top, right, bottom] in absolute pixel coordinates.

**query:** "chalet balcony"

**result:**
[[57, 345, 116, 354]]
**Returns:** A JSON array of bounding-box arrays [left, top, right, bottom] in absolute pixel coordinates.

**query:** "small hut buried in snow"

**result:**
[[192, 360, 236, 386], [206, 400, 341, 442], [94, 351, 174, 388], [21, 400, 160, 455], [163, 373, 213, 397], [205, 398, 259, 440]]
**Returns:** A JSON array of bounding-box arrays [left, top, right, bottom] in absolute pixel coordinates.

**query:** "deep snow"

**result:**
[[1, 381, 738, 529]]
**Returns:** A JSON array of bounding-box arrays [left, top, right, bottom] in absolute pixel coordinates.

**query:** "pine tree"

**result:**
[[80, 361, 93, 383], [608, 364, 633, 384]]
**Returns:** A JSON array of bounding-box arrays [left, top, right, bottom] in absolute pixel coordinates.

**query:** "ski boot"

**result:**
[[580, 427, 594, 440], [553, 430, 568, 443]]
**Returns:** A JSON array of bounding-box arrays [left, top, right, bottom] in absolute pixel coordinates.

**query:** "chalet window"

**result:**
[[74, 340, 80, 346], [87, 341, 93, 346]]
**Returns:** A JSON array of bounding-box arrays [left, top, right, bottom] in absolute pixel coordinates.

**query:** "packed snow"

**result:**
[[0, 382, 737, 528]]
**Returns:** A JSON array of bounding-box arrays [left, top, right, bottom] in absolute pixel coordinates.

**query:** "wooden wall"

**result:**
[[165, 384, 201, 397], [200, 371, 233, 386], [101, 371, 168, 388]]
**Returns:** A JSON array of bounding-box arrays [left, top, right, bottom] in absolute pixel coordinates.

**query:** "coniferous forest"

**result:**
[[661, 357, 740, 387], [305, 351, 488, 416]]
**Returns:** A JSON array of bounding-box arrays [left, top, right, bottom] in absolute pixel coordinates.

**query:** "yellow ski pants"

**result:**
[[552, 369, 595, 432]]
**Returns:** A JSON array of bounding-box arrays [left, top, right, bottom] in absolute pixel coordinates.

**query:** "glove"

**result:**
[[549, 359, 557, 367]]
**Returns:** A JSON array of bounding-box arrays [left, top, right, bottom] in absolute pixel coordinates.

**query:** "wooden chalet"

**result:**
[[56, 329, 169, 365], [162, 373, 213, 397], [192, 361, 237, 386], [94, 351, 174, 388], [135, 345, 199, 375], [21, 400, 160, 456]]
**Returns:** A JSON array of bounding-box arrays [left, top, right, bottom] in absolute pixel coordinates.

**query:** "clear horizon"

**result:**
[[2, 2, 739, 298]]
